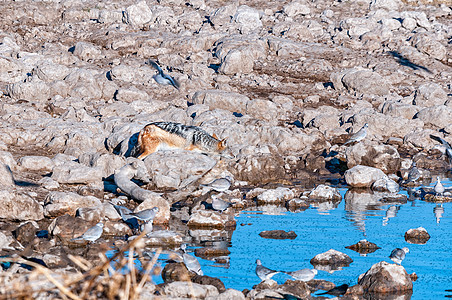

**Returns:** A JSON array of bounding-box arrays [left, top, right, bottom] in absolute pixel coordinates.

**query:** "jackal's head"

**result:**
[[217, 138, 227, 152]]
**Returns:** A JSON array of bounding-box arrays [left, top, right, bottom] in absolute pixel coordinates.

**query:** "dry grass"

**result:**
[[0, 232, 161, 300]]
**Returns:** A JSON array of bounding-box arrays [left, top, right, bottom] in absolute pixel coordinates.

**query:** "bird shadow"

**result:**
[[387, 51, 431, 73]]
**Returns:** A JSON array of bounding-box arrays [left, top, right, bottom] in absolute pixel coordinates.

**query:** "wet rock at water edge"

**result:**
[[358, 261, 413, 293], [404, 227, 430, 244], [160, 281, 219, 299], [308, 184, 342, 201], [187, 210, 236, 229], [195, 247, 231, 258], [346, 239, 381, 254], [344, 165, 386, 188], [310, 249, 353, 271], [259, 230, 297, 240]]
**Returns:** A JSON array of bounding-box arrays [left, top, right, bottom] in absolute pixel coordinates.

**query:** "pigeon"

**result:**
[[344, 123, 368, 145], [389, 247, 409, 265], [430, 135, 452, 163], [211, 194, 233, 212], [110, 202, 134, 222], [256, 259, 279, 281], [317, 284, 349, 296], [403, 161, 420, 185], [140, 220, 153, 236], [180, 244, 203, 275], [129, 207, 159, 222], [148, 59, 180, 89], [200, 176, 232, 192], [283, 268, 317, 282], [71, 222, 104, 242], [434, 176, 445, 196]]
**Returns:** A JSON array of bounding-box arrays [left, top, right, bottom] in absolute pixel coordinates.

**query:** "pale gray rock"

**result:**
[[207, 289, 245, 300], [187, 210, 236, 228], [311, 249, 353, 266], [193, 89, 250, 113], [78, 153, 126, 178], [412, 33, 446, 61], [257, 187, 295, 203], [0, 190, 44, 221], [344, 165, 386, 188], [283, 1, 311, 17], [218, 44, 266, 75], [358, 261, 413, 292], [39, 177, 60, 190], [210, 3, 238, 28], [144, 151, 217, 190], [369, 0, 401, 10], [415, 105, 452, 128], [345, 141, 400, 174], [308, 185, 342, 201], [246, 99, 279, 121], [114, 87, 149, 103], [0, 56, 26, 83], [162, 282, 219, 299], [413, 83, 448, 107], [51, 163, 103, 184], [18, 156, 54, 172], [5, 78, 50, 101], [44, 191, 102, 218], [371, 175, 399, 193], [123, 1, 153, 27], [341, 69, 391, 96], [141, 230, 184, 247], [233, 5, 262, 34], [0, 231, 15, 251], [72, 42, 102, 61], [0, 164, 14, 187], [76, 205, 104, 222], [34, 60, 70, 82], [381, 101, 420, 119]]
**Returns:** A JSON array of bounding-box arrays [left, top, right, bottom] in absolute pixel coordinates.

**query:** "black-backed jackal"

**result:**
[[131, 122, 227, 160]]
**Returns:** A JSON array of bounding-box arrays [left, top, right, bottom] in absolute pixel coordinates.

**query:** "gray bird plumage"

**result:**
[[430, 135, 452, 163], [256, 259, 279, 281], [403, 161, 420, 184], [110, 202, 135, 222], [344, 123, 368, 145], [284, 268, 317, 282], [211, 194, 233, 212], [129, 207, 159, 222], [201, 176, 232, 192], [148, 59, 180, 89], [389, 247, 409, 265], [180, 244, 203, 275], [434, 176, 445, 196], [317, 284, 349, 296], [71, 222, 104, 242], [140, 220, 153, 237]]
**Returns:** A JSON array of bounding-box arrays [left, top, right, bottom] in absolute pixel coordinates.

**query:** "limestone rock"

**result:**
[[0, 190, 43, 221], [192, 90, 249, 113], [44, 191, 102, 217], [308, 185, 342, 201], [187, 210, 236, 229], [0, 163, 14, 187], [358, 261, 412, 293], [161, 281, 219, 299], [123, 1, 153, 27], [344, 165, 386, 188], [18, 156, 54, 172], [345, 142, 400, 174], [257, 187, 295, 204], [415, 105, 452, 128], [404, 227, 430, 244], [310, 249, 353, 267], [134, 197, 171, 225]]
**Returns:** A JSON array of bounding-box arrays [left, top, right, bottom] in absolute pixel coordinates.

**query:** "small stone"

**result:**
[[259, 230, 297, 240], [404, 227, 430, 244]]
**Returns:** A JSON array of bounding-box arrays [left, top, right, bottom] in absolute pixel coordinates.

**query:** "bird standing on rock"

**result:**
[[389, 247, 409, 265], [255, 259, 280, 281], [283, 268, 317, 282], [129, 207, 159, 222], [344, 123, 368, 145], [200, 176, 232, 192], [211, 194, 233, 212], [71, 222, 104, 243], [434, 177, 445, 196], [403, 161, 420, 185], [180, 244, 203, 276], [148, 59, 180, 89]]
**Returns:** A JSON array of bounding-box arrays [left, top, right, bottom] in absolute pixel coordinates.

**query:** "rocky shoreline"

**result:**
[[0, 0, 451, 298]]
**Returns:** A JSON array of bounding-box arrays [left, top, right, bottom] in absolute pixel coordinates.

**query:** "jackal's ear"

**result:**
[[212, 133, 218, 139], [218, 138, 227, 150]]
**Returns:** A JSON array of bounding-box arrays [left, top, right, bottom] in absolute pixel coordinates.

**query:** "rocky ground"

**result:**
[[0, 0, 451, 298]]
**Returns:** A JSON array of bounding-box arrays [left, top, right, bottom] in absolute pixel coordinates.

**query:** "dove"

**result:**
[[256, 259, 279, 281], [180, 244, 203, 275], [129, 207, 159, 222], [211, 194, 233, 212], [71, 222, 104, 242], [344, 123, 368, 145], [283, 268, 317, 282], [200, 176, 232, 192], [389, 247, 409, 265], [434, 177, 445, 196], [148, 59, 180, 89]]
